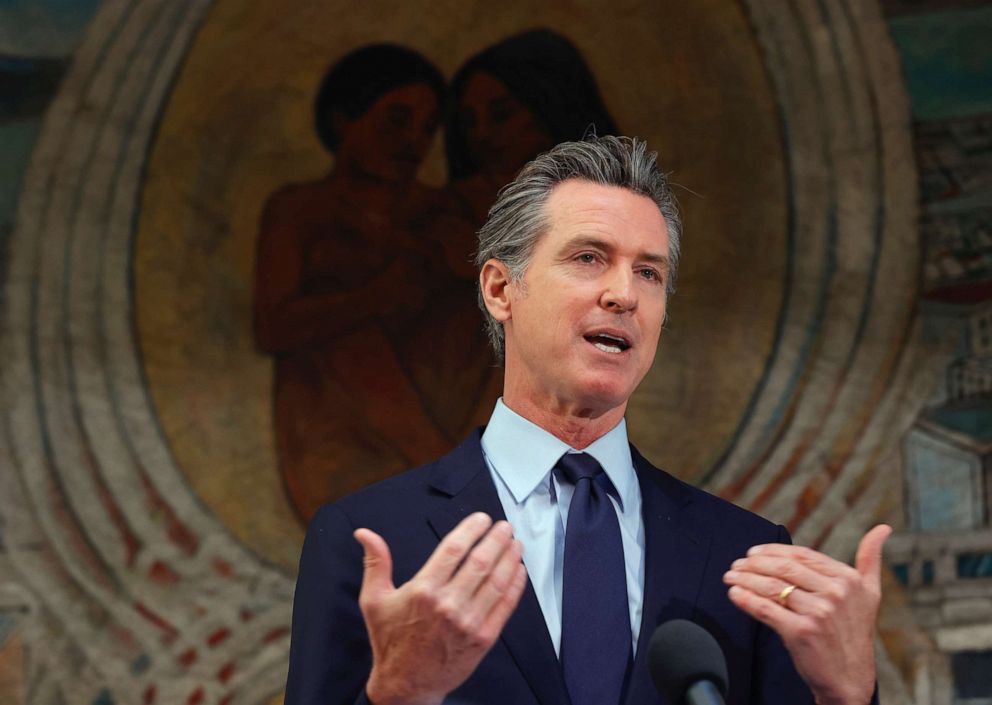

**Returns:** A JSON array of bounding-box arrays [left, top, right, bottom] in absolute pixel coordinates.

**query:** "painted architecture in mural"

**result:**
[[883, 4, 992, 702]]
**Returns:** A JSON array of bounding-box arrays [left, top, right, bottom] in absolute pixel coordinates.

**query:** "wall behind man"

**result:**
[[0, 1, 989, 704], [876, 2, 992, 703]]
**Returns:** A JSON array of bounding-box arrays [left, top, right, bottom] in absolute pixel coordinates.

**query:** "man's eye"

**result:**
[[577, 253, 596, 263], [639, 268, 659, 281]]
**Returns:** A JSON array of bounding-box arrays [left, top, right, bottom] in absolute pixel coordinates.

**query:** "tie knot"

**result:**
[[555, 452, 604, 484]]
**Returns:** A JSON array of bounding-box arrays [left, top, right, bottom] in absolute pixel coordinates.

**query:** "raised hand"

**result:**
[[723, 524, 892, 705], [354, 513, 528, 705]]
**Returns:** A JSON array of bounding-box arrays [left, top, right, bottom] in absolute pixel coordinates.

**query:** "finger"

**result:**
[[727, 583, 803, 637], [723, 567, 793, 602], [447, 521, 515, 599], [746, 543, 849, 577], [724, 571, 826, 616], [477, 562, 528, 644], [730, 554, 843, 594], [417, 512, 494, 586], [855, 524, 892, 585], [354, 528, 395, 599], [468, 538, 524, 619]]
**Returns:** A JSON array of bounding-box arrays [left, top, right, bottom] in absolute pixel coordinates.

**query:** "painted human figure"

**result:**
[[397, 30, 625, 447], [445, 29, 619, 231], [253, 45, 458, 519]]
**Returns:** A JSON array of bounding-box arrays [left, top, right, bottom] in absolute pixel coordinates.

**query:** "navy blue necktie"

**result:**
[[556, 452, 631, 705]]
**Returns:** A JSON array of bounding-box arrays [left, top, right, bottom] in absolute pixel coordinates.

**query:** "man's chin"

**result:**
[[570, 378, 637, 415]]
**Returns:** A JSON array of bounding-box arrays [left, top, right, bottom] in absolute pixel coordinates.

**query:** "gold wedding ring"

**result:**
[[777, 584, 797, 607]]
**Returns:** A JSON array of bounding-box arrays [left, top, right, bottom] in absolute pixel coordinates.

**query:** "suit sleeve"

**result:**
[[749, 525, 879, 705], [285, 503, 374, 705]]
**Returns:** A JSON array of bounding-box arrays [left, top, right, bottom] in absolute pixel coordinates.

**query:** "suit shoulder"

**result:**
[[318, 430, 487, 525], [671, 473, 788, 549], [635, 450, 786, 543], [688, 481, 782, 535], [315, 459, 440, 523]]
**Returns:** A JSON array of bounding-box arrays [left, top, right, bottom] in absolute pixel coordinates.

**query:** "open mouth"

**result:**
[[584, 332, 631, 354]]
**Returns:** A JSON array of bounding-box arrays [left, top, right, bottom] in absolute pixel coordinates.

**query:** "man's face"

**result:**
[[499, 180, 671, 415]]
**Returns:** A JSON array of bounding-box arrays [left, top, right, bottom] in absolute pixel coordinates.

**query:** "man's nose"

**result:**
[[600, 268, 637, 312]]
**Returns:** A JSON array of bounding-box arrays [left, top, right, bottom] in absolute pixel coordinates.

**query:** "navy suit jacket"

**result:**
[[285, 430, 818, 705]]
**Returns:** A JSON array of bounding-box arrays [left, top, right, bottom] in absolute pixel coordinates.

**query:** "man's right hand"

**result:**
[[353, 513, 528, 705]]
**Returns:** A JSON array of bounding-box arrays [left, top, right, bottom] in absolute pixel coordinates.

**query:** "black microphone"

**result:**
[[647, 619, 728, 705]]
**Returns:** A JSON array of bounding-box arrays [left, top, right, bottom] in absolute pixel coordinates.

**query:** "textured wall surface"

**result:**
[[1, 1, 986, 704]]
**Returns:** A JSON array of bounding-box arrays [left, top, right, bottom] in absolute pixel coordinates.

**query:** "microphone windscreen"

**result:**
[[647, 619, 729, 704]]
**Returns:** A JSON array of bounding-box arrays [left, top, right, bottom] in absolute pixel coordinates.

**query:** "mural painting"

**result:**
[[253, 44, 464, 519], [0, 3, 106, 704], [883, 6, 992, 701], [4, 0, 977, 703], [135, 0, 791, 572], [252, 32, 619, 519]]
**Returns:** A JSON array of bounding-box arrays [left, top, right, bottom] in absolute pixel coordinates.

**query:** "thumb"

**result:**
[[354, 528, 395, 599], [855, 524, 893, 584]]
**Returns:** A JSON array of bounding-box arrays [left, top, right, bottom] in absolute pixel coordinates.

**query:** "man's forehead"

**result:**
[[543, 180, 664, 222], [541, 180, 669, 254]]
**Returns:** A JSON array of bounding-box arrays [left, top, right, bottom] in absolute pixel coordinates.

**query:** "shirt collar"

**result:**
[[480, 398, 636, 510]]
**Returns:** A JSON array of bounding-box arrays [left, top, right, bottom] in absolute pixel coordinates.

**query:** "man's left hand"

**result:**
[[723, 524, 892, 705]]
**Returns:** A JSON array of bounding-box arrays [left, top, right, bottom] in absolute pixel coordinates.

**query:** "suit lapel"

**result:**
[[625, 449, 712, 705], [427, 433, 569, 705]]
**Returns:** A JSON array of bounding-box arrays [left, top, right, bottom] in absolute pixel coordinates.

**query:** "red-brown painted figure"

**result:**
[[254, 45, 462, 520], [254, 34, 620, 522]]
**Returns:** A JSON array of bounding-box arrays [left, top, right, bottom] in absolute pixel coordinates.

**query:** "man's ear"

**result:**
[[480, 259, 512, 323]]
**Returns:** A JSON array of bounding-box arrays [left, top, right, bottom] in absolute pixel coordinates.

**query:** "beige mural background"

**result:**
[[136, 0, 787, 569]]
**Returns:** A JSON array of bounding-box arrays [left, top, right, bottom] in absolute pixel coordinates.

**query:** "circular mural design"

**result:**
[[0, 0, 922, 704], [135, 0, 789, 566]]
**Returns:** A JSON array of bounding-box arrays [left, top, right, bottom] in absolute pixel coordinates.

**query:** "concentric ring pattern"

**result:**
[[0, 1, 924, 704]]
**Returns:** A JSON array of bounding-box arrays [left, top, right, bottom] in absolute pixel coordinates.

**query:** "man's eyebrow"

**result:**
[[558, 235, 610, 252], [641, 252, 671, 268], [559, 235, 670, 267]]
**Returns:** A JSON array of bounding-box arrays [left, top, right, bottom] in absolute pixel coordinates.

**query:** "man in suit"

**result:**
[[284, 136, 888, 705]]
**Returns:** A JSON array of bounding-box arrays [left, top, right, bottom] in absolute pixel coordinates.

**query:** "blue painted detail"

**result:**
[[91, 688, 114, 705], [0, 0, 103, 57], [957, 552, 992, 578], [929, 404, 992, 443], [952, 650, 992, 699], [130, 654, 150, 675], [0, 613, 17, 645], [888, 8, 992, 120], [892, 562, 910, 586]]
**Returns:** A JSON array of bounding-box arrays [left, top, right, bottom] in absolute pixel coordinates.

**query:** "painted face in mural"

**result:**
[[334, 82, 440, 183], [500, 180, 670, 413], [458, 71, 553, 180]]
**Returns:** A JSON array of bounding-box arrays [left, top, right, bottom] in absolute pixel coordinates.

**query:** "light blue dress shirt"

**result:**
[[480, 399, 645, 657]]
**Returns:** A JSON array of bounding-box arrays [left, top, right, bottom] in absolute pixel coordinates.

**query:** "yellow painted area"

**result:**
[[134, 0, 786, 569]]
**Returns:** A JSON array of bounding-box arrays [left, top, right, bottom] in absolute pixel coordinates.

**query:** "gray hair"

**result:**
[[475, 135, 682, 361]]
